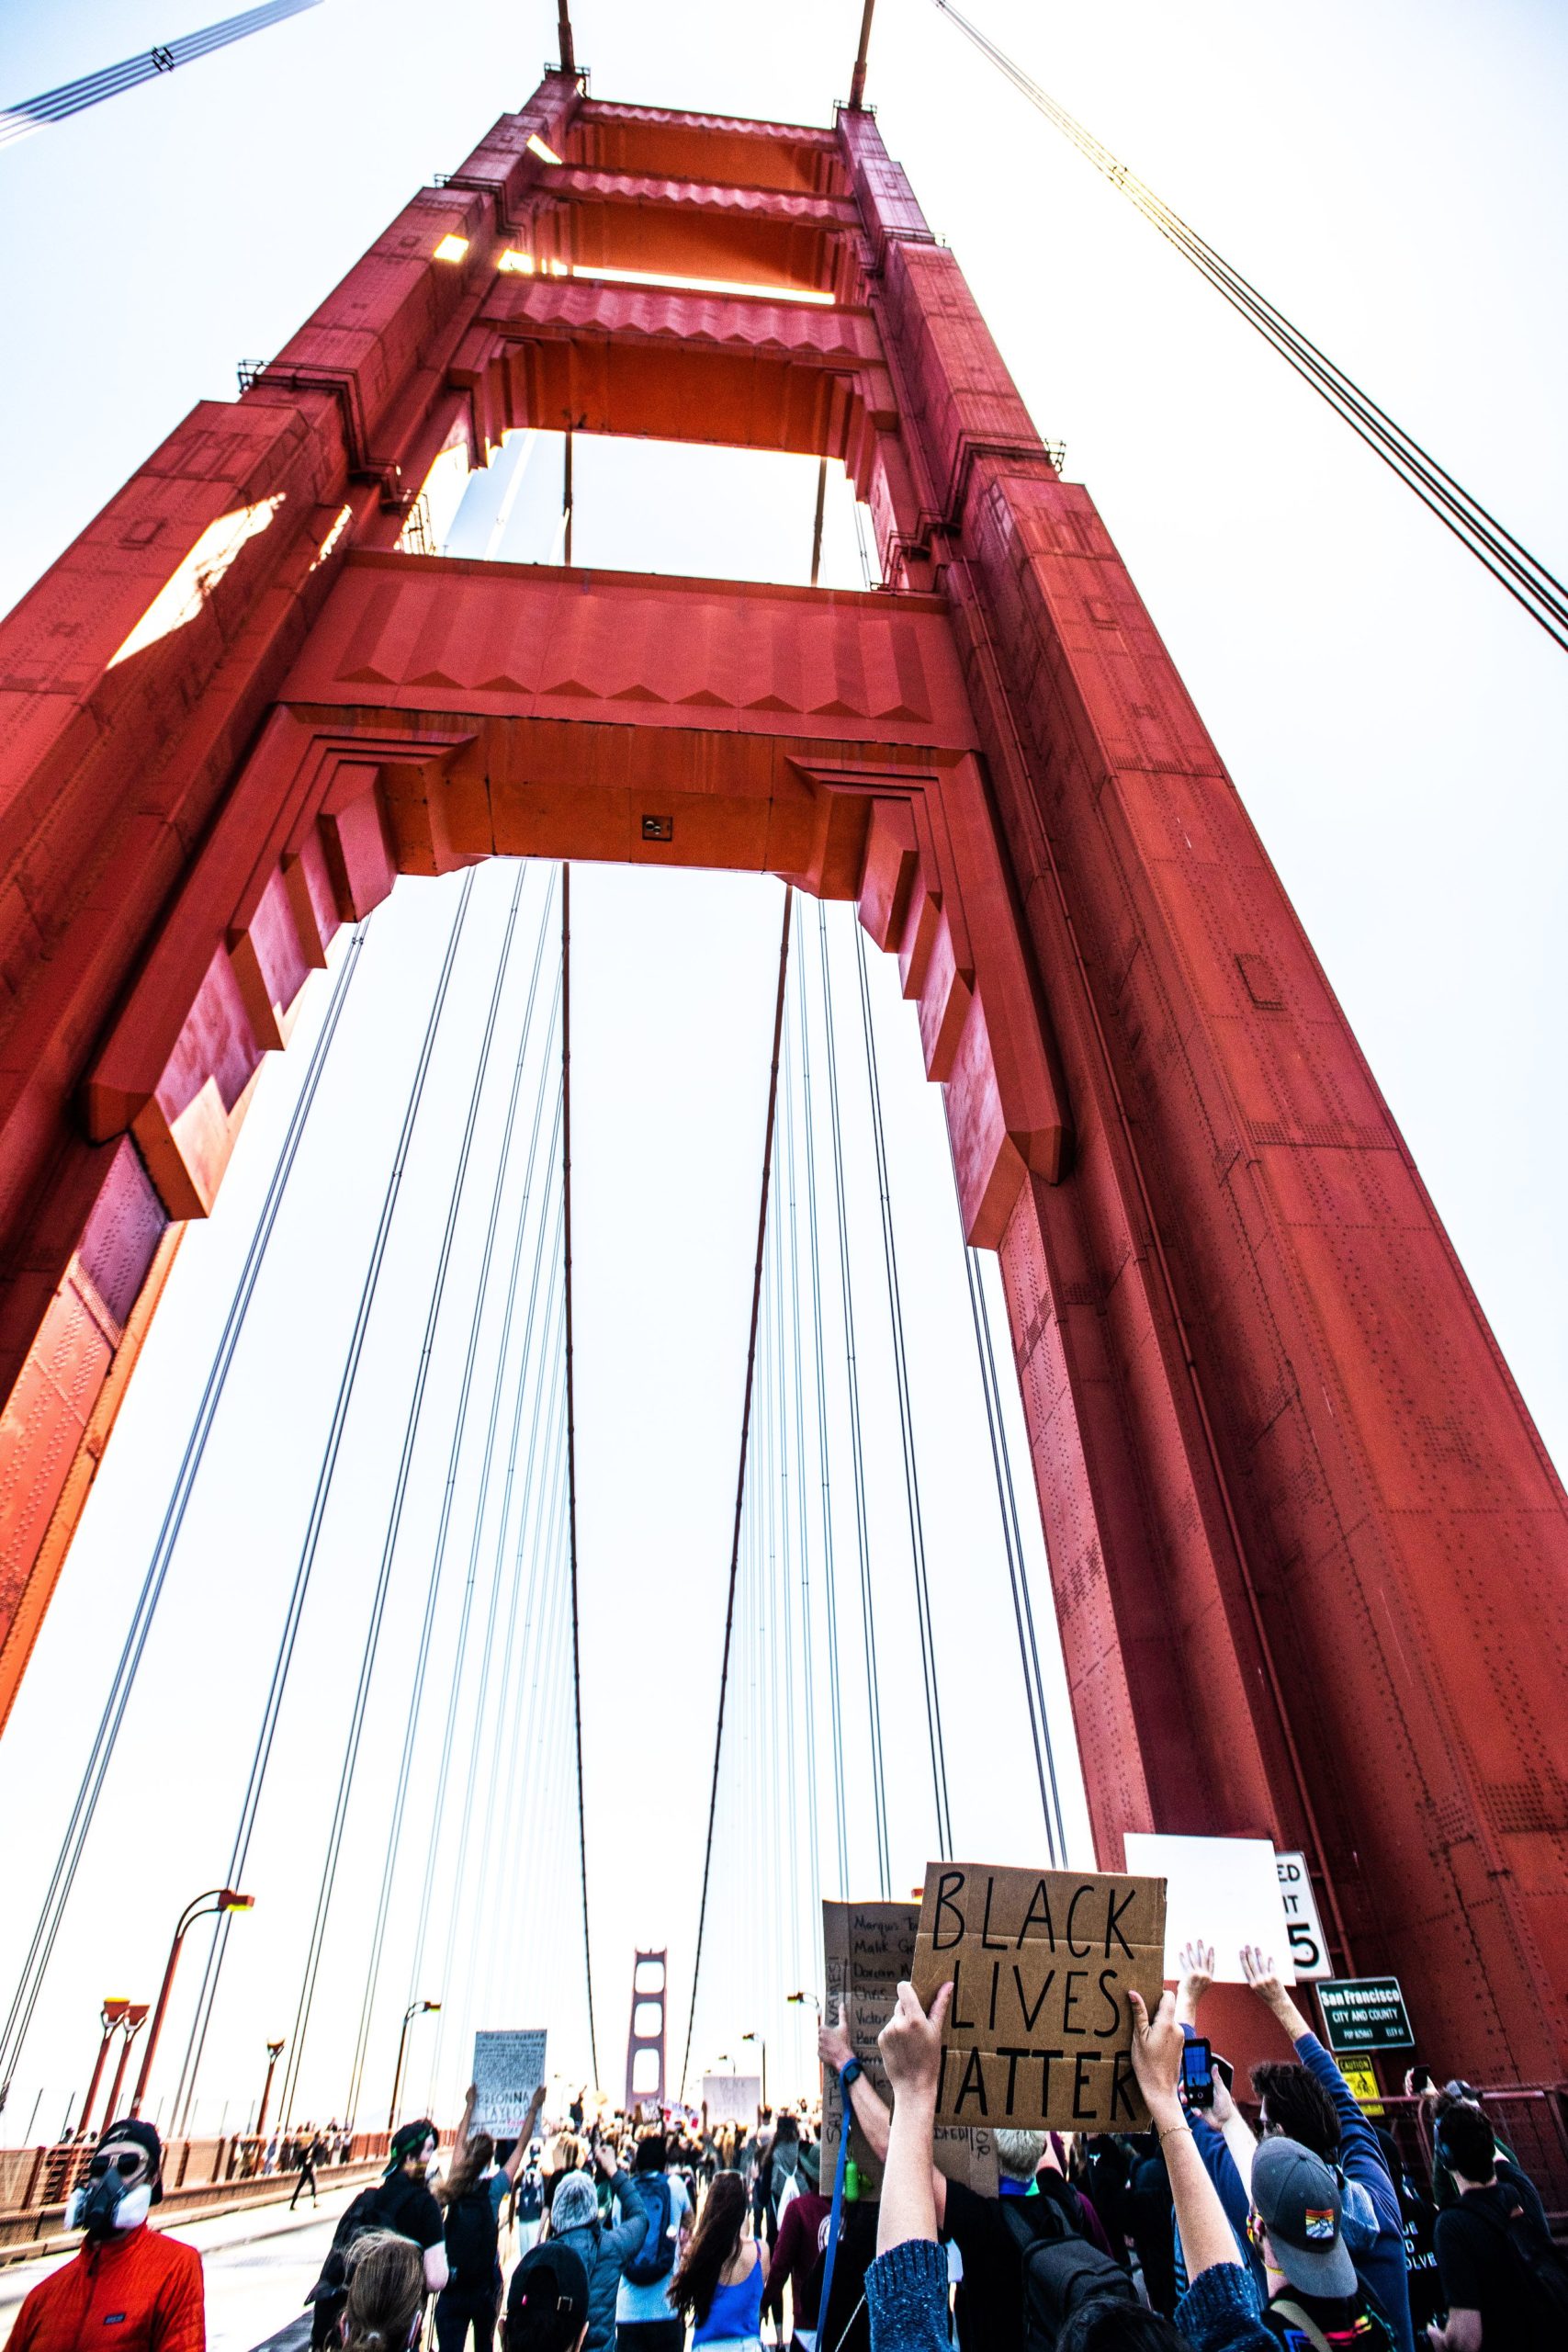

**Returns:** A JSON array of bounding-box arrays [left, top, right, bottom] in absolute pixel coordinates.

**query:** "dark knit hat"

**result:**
[[506, 2242, 590, 2350], [97, 2119, 164, 2201]]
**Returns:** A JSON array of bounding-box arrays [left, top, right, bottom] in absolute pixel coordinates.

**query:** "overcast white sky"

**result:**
[[1, 0, 1565, 2140]]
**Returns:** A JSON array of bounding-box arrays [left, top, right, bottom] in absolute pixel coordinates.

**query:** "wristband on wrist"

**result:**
[[839, 2057, 863, 2089]]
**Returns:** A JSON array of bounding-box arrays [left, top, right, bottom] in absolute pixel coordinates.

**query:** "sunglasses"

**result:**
[[88, 2153, 144, 2180]]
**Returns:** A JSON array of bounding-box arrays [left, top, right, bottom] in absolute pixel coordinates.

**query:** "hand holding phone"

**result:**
[[1179, 2037, 1215, 2110]]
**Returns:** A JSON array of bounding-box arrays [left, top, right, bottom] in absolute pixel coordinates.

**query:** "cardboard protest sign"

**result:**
[[470, 2029, 548, 2137], [1122, 1833, 1294, 1984], [822, 1902, 997, 2197], [911, 1862, 1166, 2132], [702, 2073, 761, 2125]]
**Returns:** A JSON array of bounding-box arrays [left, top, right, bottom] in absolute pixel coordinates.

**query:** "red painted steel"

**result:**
[[0, 76, 1562, 2083]]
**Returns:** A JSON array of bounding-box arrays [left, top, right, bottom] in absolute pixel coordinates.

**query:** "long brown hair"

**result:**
[[671, 2171, 749, 2328], [342, 2230, 423, 2352], [439, 2132, 495, 2207]]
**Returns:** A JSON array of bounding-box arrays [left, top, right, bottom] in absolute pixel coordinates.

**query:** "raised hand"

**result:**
[[1128, 1987, 1185, 2121], [1239, 1944, 1286, 2010], [1176, 1940, 1214, 2026], [877, 1981, 953, 2108], [818, 1995, 854, 2076]]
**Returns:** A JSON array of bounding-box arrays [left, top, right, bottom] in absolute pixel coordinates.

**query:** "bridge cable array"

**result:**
[[7, 868, 1069, 2130], [0, 922, 369, 2117], [931, 0, 1568, 657], [682, 892, 1070, 2096]]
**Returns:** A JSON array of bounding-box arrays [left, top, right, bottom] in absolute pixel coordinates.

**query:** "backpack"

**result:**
[[1467, 2188, 1568, 2335], [444, 2181, 499, 2292], [304, 2179, 400, 2309], [1001, 2194, 1141, 2349], [622, 2172, 676, 2284]]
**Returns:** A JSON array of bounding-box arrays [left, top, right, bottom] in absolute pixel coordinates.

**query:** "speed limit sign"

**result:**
[[1276, 1851, 1334, 1980]]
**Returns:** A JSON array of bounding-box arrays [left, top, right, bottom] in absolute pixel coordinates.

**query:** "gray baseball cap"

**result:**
[[1251, 2135, 1357, 2299]]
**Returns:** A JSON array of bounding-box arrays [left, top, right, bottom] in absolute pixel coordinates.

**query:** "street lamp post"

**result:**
[[388, 2002, 440, 2135], [130, 1889, 254, 2120], [101, 2006, 150, 2133], [785, 1991, 821, 2013], [75, 2001, 130, 2139], [741, 2031, 768, 2109], [255, 2039, 286, 2139]]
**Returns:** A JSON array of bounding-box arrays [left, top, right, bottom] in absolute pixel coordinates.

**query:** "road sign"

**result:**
[[1338, 2055, 1384, 2113], [1275, 1851, 1333, 1981], [1316, 1976, 1414, 2052]]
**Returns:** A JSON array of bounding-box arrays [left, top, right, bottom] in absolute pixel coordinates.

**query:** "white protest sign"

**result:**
[[702, 2073, 761, 2125], [471, 2029, 548, 2136], [1122, 1833, 1296, 1984], [1275, 1851, 1333, 1981]]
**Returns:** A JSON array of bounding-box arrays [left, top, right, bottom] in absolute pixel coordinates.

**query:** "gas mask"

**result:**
[[67, 2136, 156, 2238]]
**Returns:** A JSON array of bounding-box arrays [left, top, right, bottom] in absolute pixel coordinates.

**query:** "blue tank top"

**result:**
[[693, 2246, 766, 2343]]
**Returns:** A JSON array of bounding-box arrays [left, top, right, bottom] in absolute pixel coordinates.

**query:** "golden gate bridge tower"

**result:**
[[0, 12, 1564, 2110]]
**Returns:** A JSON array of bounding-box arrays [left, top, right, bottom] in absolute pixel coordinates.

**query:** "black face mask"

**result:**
[[68, 2145, 154, 2240]]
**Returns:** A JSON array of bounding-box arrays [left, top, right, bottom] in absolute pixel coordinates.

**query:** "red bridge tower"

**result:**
[[0, 66, 1562, 2083]]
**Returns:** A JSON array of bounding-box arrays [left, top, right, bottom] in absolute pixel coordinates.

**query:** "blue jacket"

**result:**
[[864, 2237, 1278, 2352], [865, 2237, 950, 2352], [1172, 2025, 1414, 2352], [551, 2171, 648, 2352], [1292, 2030, 1414, 2352]]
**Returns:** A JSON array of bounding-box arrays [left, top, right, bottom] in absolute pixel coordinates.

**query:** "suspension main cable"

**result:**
[[560, 865, 600, 2089], [817, 904, 891, 1898], [680, 888, 795, 2099], [931, 0, 1568, 655], [274, 869, 513, 2128], [0, 921, 369, 2114], [852, 922, 953, 1858]]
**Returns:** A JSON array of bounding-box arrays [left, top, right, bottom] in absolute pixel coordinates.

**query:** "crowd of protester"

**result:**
[[9, 1940, 1563, 2352]]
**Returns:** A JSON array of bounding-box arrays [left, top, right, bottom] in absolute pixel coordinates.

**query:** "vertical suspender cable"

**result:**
[[817, 905, 891, 1897], [852, 924, 953, 1857], [794, 904, 850, 1895], [947, 1139, 1067, 1862], [680, 888, 794, 2098], [347, 892, 559, 2120], [396, 888, 554, 2023], [0, 922, 368, 2114], [274, 869, 513, 2127], [561, 865, 599, 2087], [781, 997, 825, 1928], [176, 870, 507, 2132]]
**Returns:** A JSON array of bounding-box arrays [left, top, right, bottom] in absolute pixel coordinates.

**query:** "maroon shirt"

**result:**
[[762, 2189, 833, 2336]]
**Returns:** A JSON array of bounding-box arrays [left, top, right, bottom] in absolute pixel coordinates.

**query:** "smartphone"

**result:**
[[1213, 2053, 1235, 2097], [1179, 2037, 1215, 2109]]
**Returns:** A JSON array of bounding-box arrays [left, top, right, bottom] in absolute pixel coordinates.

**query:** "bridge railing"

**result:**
[[0, 2130, 395, 2255]]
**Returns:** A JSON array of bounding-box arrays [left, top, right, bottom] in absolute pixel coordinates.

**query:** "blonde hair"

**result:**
[[342, 2230, 423, 2352], [543, 2132, 584, 2176]]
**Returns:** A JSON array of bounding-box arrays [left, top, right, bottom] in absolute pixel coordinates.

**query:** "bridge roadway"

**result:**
[[0, 2180, 360, 2352]]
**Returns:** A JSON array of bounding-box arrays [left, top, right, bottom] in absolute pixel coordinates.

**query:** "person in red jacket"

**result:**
[[11, 2119, 204, 2352]]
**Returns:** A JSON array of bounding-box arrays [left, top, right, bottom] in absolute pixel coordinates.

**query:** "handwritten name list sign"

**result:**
[[911, 1862, 1166, 2132], [822, 1900, 996, 2196]]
